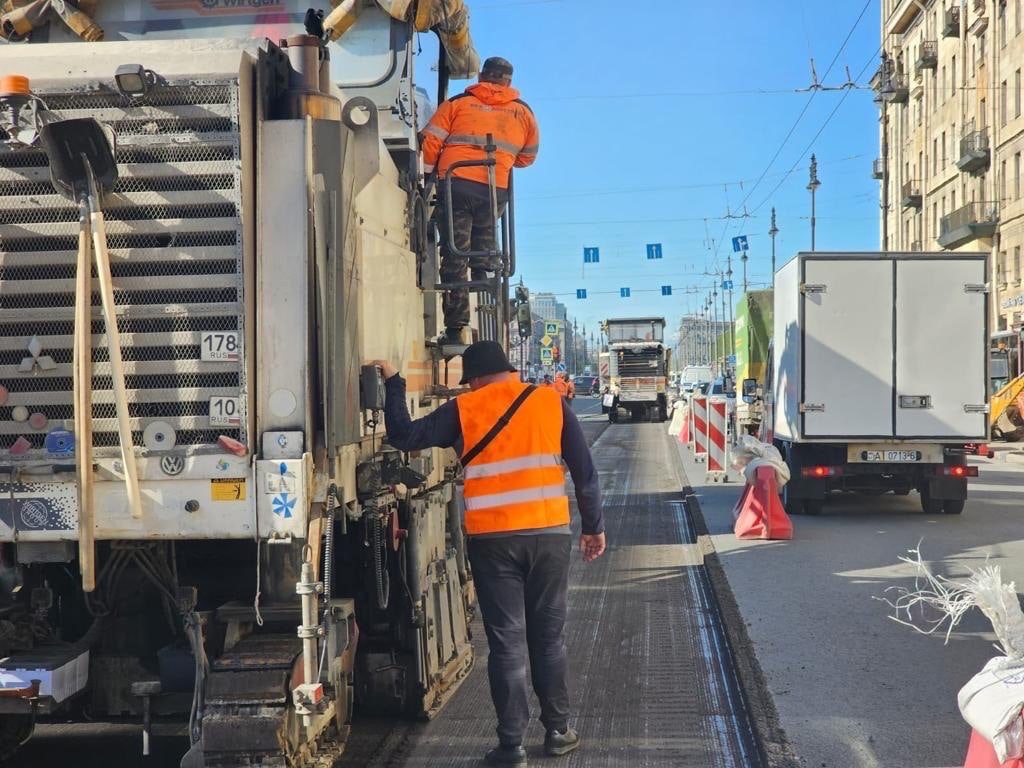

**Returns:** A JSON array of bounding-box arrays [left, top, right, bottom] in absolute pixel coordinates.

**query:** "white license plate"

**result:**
[[200, 332, 241, 362], [209, 396, 241, 427], [860, 450, 922, 462]]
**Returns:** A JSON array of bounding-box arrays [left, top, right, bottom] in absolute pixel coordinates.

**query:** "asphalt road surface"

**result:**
[[680, 436, 1024, 768]]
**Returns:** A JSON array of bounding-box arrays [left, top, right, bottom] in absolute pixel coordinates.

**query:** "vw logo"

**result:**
[[160, 456, 185, 476]]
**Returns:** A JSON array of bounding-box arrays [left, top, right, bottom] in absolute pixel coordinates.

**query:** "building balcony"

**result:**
[[943, 6, 961, 37], [901, 180, 922, 208], [915, 40, 938, 72], [872, 158, 885, 179], [937, 202, 999, 249], [969, 4, 989, 35], [956, 128, 991, 173], [880, 73, 910, 104]]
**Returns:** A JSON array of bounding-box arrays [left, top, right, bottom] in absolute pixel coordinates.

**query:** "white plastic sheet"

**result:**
[[730, 434, 790, 488]]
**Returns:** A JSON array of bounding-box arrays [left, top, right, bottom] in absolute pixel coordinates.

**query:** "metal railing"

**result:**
[[901, 180, 922, 206], [939, 202, 999, 236], [872, 158, 885, 179], [943, 6, 961, 36], [916, 40, 938, 71], [960, 127, 991, 157]]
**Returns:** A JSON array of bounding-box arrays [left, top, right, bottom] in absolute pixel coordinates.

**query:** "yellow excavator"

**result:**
[[991, 374, 1024, 441]]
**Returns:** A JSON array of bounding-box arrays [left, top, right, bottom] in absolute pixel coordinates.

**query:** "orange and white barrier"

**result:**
[[706, 396, 728, 482], [691, 395, 708, 463], [733, 465, 794, 540]]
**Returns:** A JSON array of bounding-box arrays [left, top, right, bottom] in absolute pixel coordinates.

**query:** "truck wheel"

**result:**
[[942, 498, 966, 515], [919, 488, 943, 515]]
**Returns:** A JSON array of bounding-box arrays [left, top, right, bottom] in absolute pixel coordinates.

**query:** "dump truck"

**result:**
[[734, 290, 773, 435], [0, 1, 511, 763], [753, 252, 987, 516], [601, 317, 670, 422]]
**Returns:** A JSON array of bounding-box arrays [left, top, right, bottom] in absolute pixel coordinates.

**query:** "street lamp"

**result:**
[[769, 207, 779, 277], [807, 154, 821, 251]]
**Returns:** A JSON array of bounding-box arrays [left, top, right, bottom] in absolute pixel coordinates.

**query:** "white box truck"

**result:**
[[756, 252, 988, 515]]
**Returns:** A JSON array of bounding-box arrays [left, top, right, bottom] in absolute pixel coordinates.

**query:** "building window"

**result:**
[[981, 97, 988, 128], [1016, 246, 1022, 283], [952, 54, 957, 97], [941, 131, 947, 167], [1017, 0, 1022, 36], [1003, 80, 1009, 125], [933, 202, 938, 236], [999, 251, 1007, 284], [1003, 159, 1008, 201], [952, 189, 957, 211], [1016, 152, 1022, 199], [933, 138, 939, 175], [1001, 4, 1008, 47], [1017, 69, 1022, 118]]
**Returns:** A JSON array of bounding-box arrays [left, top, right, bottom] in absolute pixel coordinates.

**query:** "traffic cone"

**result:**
[[733, 465, 793, 540]]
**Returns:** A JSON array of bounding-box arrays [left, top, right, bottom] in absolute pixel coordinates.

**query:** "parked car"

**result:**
[[573, 375, 600, 395]]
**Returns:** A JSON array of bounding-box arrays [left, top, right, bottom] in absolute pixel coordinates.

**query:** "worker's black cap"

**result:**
[[481, 57, 514, 79], [460, 340, 516, 385]]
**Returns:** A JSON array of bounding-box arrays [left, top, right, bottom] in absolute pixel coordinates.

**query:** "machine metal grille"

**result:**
[[0, 82, 247, 456], [615, 349, 663, 378]]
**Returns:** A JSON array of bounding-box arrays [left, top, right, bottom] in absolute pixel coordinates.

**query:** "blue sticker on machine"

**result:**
[[0, 488, 76, 531]]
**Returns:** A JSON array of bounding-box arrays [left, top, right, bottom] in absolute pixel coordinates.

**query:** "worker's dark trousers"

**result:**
[[467, 533, 572, 747], [437, 178, 508, 330]]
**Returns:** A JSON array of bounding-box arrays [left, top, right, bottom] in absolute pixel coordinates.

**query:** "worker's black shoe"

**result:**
[[544, 727, 580, 757], [484, 744, 527, 766]]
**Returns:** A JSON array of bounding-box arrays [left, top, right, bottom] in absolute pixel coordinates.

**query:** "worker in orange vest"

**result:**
[[553, 371, 571, 400], [374, 342, 604, 766], [421, 57, 540, 345]]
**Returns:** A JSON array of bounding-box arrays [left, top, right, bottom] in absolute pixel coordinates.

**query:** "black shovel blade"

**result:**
[[39, 118, 118, 201]]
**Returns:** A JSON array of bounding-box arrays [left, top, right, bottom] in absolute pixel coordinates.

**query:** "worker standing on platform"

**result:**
[[373, 342, 605, 767], [421, 57, 540, 345]]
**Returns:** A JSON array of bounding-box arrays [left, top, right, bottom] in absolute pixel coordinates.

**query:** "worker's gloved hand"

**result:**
[[371, 359, 399, 380], [579, 533, 606, 563]]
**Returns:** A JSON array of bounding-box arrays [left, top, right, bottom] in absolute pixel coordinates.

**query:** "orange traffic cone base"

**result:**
[[734, 466, 794, 540]]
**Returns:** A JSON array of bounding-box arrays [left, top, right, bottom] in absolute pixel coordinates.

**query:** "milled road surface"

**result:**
[[344, 405, 764, 768], [679, 436, 1024, 768]]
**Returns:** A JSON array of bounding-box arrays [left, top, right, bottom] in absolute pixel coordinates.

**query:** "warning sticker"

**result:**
[[211, 478, 246, 501]]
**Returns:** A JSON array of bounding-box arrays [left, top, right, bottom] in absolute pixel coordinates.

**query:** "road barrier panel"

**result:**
[[692, 395, 708, 463], [706, 396, 728, 483]]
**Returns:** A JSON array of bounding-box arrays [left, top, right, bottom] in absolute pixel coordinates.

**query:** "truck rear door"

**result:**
[[802, 258, 894, 438], [895, 258, 988, 439]]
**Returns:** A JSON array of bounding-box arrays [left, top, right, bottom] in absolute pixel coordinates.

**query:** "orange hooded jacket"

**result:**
[[421, 82, 539, 189]]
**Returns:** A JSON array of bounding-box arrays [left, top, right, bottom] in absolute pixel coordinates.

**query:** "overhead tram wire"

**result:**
[[752, 45, 883, 215], [701, 0, 874, 262]]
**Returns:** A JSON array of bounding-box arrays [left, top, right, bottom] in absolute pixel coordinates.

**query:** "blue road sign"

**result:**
[[557, 363, 566, 373], [583, 247, 600, 263], [732, 235, 749, 252], [722, 280, 734, 290], [726, 354, 736, 365], [620, 287, 631, 298], [646, 243, 663, 260], [661, 285, 672, 296], [576, 288, 587, 299]]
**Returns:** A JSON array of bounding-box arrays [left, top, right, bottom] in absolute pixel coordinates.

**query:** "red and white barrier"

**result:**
[[706, 396, 728, 482], [691, 395, 708, 463], [733, 465, 794, 540]]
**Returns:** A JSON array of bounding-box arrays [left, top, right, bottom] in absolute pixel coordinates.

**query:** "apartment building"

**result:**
[[876, 0, 1024, 331]]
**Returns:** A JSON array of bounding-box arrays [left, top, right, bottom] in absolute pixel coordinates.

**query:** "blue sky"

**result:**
[[444, 0, 883, 339]]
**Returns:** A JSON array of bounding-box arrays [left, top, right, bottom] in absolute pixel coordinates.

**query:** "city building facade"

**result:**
[[876, 0, 1024, 331]]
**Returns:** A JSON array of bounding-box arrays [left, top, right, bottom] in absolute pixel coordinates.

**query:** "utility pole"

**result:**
[[711, 287, 720, 372], [769, 207, 779, 276], [808, 153, 821, 251], [725, 261, 735, 360], [572, 318, 578, 375]]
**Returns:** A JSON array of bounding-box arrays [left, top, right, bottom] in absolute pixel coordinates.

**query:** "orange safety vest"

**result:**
[[420, 82, 540, 189], [457, 379, 570, 535]]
